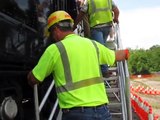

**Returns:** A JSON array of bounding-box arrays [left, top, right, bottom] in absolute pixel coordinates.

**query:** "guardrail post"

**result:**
[[34, 84, 40, 120]]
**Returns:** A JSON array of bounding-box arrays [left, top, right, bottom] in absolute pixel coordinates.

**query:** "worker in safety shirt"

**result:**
[[73, 0, 119, 77], [27, 11, 128, 120]]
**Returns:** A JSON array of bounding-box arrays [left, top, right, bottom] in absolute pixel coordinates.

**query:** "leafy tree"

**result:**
[[128, 45, 160, 75], [148, 45, 160, 72], [128, 49, 150, 75]]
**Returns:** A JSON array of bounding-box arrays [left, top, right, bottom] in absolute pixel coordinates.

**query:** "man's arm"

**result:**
[[73, 0, 88, 30], [73, 11, 86, 30], [112, 1, 120, 24], [27, 71, 40, 87]]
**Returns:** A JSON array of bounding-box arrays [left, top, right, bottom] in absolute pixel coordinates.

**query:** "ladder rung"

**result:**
[[111, 113, 122, 115], [108, 67, 117, 71], [107, 88, 120, 93], [103, 76, 118, 81], [108, 103, 121, 108]]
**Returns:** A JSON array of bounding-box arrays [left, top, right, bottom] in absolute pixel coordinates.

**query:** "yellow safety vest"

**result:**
[[88, 0, 113, 27]]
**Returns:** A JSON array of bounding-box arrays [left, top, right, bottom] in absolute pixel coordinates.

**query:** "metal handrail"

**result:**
[[114, 23, 132, 120], [124, 61, 132, 120], [34, 85, 40, 120], [117, 61, 128, 120], [39, 80, 55, 112], [34, 80, 60, 120], [48, 99, 59, 120]]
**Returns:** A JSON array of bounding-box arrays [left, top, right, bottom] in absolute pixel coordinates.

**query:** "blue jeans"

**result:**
[[62, 105, 111, 120], [90, 26, 112, 74]]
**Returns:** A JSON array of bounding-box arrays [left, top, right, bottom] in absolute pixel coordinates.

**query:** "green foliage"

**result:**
[[128, 45, 160, 75]]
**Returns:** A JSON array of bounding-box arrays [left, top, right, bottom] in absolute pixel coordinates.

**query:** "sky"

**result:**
[[114, 0, 160, 49]]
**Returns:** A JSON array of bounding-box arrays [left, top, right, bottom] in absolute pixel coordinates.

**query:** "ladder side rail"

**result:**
[[106, 24, 128, 119], [34, 80, 60, 120], [34, 84, 40, 120], [118, 61, 132, 120], [114, 24, 123, 49], [117, 62, 128, 120], [115, 23, 133, 120], [113, 23, 128, 119], [39, 80, 55, 112], [124, 61, 132, 120]]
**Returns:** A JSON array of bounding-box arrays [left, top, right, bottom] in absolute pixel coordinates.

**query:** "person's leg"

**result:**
[[91, 28, 109, 76], [102, 26, 112, 45], [101, 26, 113, 76], [90, 28, 105, 45], [90, 26, 112, 46]]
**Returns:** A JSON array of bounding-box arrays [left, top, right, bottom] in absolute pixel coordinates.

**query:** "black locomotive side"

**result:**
[[0, 0, 77, 119]]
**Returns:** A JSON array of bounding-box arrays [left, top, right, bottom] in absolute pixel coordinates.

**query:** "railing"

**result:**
[[34, 81, 60, 120], [114, 23, 132, 120]]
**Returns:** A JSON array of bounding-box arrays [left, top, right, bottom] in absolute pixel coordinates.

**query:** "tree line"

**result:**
[[127, 45, 160, 75]]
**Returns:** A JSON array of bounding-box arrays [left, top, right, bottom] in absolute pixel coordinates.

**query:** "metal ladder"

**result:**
[[105, 23, 132, 120]]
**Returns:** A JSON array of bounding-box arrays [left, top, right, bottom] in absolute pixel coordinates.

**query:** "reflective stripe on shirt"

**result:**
[[55, 41, 103, 93]]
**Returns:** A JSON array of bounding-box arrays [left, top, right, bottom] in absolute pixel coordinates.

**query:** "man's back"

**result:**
[[46, 34, 109, 108]]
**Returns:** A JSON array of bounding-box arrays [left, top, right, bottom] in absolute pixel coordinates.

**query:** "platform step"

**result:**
[[108, 103, 121, 108], [103, 76, 118, 81], [107, 88, 120, 93], [108, 67, 117, 72], [111, 112, 122, 116]]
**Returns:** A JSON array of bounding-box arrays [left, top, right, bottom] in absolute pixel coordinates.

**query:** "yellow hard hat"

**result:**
[[47, 10, 74, 31]]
